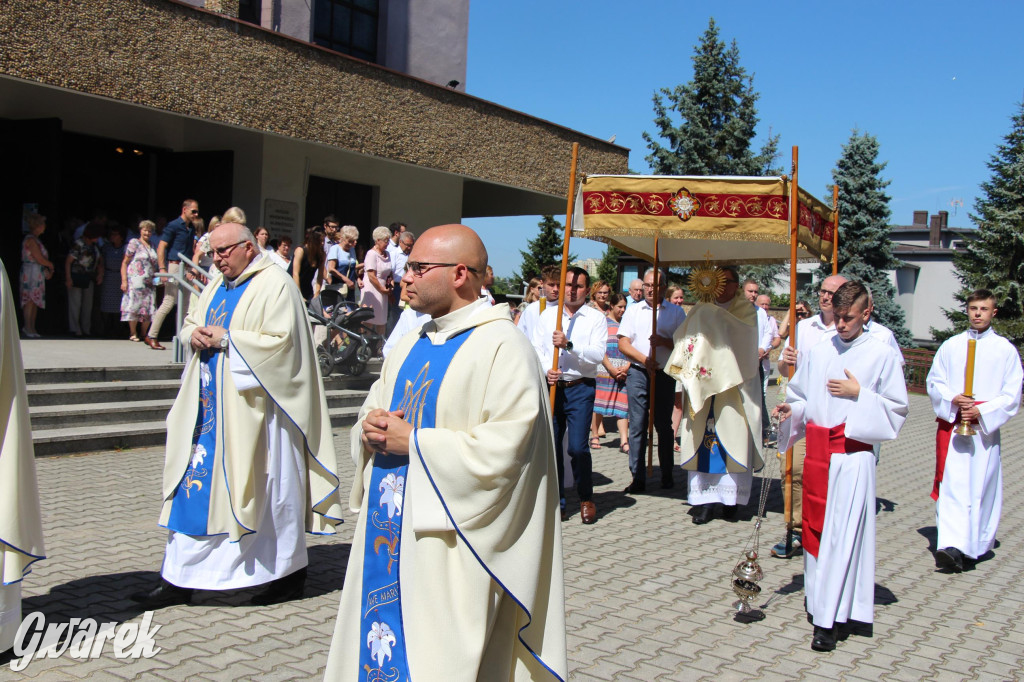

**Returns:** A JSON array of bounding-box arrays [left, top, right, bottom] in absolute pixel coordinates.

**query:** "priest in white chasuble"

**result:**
[[132, 222, 342, 610], [325, 224, 567, 682], [776, 281, 908, 653], [0, 261, 45, 654], [667, 266, 763, 525], [927, 289, 1022, 573]]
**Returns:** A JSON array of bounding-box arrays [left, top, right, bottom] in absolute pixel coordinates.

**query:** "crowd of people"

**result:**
[[3, 216, 1021, 673]]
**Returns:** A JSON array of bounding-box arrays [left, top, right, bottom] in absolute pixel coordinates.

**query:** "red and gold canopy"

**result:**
[[572, 174, 835, 265]]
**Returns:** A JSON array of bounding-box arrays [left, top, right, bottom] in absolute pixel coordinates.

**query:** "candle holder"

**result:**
[[954, 396, 977, 437]]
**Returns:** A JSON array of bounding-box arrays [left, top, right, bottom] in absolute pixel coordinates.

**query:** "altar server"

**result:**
[[132, 222, 342, 609], [776, 281, 908, 652], [326, 225, 566, 681], [0, 261, 46, 654], [926, 289, 1022, 572]]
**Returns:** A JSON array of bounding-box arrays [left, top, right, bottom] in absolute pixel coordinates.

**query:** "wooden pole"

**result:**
[[647, 236, 660, 477], [832, 184, 840, 276], [785, 146, 799, 554], [550, 142, 580, 411]]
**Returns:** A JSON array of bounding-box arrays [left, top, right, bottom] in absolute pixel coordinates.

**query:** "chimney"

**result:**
[[913, 210, 928, 226], [939, 210, 949, 229], [929, 214, 941, 248]]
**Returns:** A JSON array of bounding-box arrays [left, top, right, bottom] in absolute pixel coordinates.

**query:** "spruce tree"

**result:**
[[804, 130, 913, 347], [938, 100, 1024, 352], [643, 18, 780, 177], [596, 245, 623, 290], [515, 216, 574, 286]]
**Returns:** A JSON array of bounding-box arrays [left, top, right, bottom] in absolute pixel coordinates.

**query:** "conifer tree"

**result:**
[[938, 101, 1024, 351], [804, 130, 913, 346], [515, 216, 574, 286], [596, 245, 623, 290], [643, 18, 780, 177]]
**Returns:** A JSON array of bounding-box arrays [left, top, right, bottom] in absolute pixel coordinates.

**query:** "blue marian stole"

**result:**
[[694, 395, 730, 474], [165, 278, 253, 536], [359, 328, 473, 681]]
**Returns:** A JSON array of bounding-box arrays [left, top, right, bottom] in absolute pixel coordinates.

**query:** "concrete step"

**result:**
[[27, 380, 182, 407], [23, 365, 186, 385], [32, 406, 363, 457]]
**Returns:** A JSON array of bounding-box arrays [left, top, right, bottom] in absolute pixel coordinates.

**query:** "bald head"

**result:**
[[819, 273, 849, 320], [401, 224, 488, 317], [209, 222, 258, 279]]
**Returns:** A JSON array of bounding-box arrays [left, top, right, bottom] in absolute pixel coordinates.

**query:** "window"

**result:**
[[313, 0, 379, 63]]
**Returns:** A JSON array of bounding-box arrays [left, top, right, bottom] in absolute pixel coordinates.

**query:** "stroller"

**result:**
[[307, 286, 383, 377]]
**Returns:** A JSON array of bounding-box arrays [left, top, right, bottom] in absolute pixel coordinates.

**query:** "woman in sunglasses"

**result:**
[[778, 299, 812, 342]]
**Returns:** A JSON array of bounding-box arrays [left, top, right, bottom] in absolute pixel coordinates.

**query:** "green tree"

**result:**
[[643, 18, 780, 177], [738, 264, 785, 296], [596, 245, 623, 290], [515, 216, 574, 286], [803, 131, 913, 346], [936, 100, 1024, 352]]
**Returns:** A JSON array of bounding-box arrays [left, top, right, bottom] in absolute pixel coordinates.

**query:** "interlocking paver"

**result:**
[[3, 393, 1024, 680]]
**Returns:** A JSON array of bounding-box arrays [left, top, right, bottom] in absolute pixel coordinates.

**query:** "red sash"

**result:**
[[802, 423, 872, 559], [931, 403, 984, 501]]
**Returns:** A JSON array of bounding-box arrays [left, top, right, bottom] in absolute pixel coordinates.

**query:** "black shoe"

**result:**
[[811, 625, 838, 652], [691, 504, 715, 525], [624, 480, 646, 494], [660, 476, 674, 490], [935, 547, 964, 573], [722, 504, 738, 520], [130, 579, 193, 609], [251, 567, 307, 606]]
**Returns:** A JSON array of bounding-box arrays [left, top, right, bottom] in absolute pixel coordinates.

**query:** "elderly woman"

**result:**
[[121, 220, 160, 344], [65, 223, 103, 336], [19, 213, 54, 338], [361, 225, 393, 335], [328, 225, 361, 301]]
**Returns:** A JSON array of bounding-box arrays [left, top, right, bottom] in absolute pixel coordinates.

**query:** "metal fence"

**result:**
[[901, 347, 935, 394]]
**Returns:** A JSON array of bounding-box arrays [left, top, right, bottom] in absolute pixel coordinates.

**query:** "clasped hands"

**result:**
[[952, 394, 981, 421], [190, 325, 227, 351], [362, 408, 412, 455]]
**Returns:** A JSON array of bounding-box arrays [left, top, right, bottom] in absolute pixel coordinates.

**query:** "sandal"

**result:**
[[129, 335, 140, 342], [590, 437, 601, 449]]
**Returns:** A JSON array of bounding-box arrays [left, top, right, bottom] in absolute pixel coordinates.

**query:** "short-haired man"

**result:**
[[516, 264, 561, 341], [147, 199, 199, 349], [532, 266, 608, 523], [743, 279, 777, 442], [669, 267, 762, 524], [618, 268, 687, 492], [326, 224, 566, 679], [132, 222, 343, 609], [775, 280, 908, 652], [626, 278, 644, 308], [926, 289, 1022, 572]]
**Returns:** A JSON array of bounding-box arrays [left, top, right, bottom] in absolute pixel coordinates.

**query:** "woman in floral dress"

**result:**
[[19, 213, 53, 338], [592, 293, 630, 452], [120, 220, 159, 341]]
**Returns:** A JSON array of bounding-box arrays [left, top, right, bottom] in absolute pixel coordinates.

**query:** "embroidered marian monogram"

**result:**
[[359, 329, 474, 681]]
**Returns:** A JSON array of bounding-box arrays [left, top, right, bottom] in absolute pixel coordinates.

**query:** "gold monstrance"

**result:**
[[687, 252, 727, 304]]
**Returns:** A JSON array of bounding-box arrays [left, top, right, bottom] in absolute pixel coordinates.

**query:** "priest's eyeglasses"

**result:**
[[405, 261, 480, 277], [212, 240, 249, 258]]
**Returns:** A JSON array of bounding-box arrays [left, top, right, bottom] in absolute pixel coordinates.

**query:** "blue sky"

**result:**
[[462, 1, 1024, 279]]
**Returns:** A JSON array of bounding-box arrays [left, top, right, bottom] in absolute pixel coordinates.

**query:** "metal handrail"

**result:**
[[153, 252, 212, 362]]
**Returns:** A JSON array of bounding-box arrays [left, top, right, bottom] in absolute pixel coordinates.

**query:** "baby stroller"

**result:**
[[307, 286, 383, 377]]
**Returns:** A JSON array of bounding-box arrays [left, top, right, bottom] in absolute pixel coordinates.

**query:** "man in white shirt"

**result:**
[[516, 264, 560, 341], [617, 268, 687, 492], [756, 294, 782, 396], [743, 280, 777, 442], [532, 267, 609, 524]]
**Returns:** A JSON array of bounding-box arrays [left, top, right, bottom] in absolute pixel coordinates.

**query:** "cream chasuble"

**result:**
[[158, 258, 342, 589], [927, 328, 1022, 559], [0, 261, 46, 651], [326, 299, 567, 682], [667, 296, 763, 505]]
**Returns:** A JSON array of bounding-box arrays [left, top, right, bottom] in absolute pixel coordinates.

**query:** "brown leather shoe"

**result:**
[[580, 501, 597, 525], [145, 337, 166, 350]]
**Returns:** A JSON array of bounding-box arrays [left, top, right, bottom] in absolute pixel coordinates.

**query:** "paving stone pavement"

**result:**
[[4, 393, 1023, 680]]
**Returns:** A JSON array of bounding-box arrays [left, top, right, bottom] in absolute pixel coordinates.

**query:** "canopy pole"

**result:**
[[784, 146, 799, 555], [647, 236, 660, 477], [832, 184, 840, 276], [550, 142, 580, 412]]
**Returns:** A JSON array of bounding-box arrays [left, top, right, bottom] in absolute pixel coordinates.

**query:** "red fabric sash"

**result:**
[[931, 403, 985, 501], [802, 423, 872, 559]]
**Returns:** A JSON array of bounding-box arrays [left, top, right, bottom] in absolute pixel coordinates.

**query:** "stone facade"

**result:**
[[0, 0, 627, 197]]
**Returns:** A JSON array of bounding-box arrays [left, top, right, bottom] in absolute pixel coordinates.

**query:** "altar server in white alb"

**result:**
[[131, 222, 343, 610], [0, 261, 46, 655], [326, 224, 566, 681], [775, 281, 908, 653], [926, 289, 1022, 573]]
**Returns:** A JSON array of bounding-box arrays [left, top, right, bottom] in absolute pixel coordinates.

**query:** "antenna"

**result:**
[[949, 198, 963, 216]]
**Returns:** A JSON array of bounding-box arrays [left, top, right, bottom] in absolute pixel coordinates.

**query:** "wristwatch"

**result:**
[[565, 340, 574, 352], [219, 333, 229, 350]]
